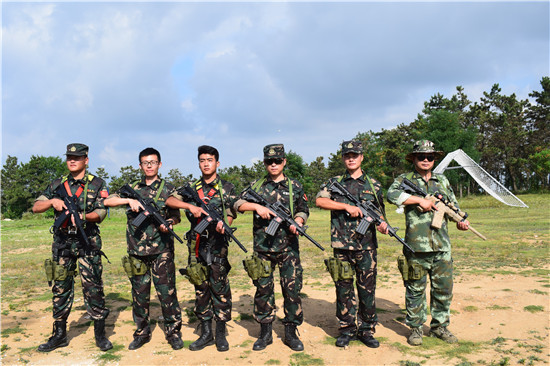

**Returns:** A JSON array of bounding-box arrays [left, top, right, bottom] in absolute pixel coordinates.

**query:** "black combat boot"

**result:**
[[283, 324, 304, 351], [252, 322, 273, 351], [38, 321, 69, 352], [94, 319, 113, 351], [189, 320, 214, 351], [215, 321, 229, 352]]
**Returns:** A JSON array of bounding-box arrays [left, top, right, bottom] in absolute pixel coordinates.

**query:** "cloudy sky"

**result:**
[[2, 1, 548, 179]]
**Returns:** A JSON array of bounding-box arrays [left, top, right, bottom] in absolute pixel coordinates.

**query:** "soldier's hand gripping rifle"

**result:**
[[177, 185, 248, 255], [398, 178, 487, 240], [242, 188, 325, 251], [327, 181, 415, 253], [119, 184, 184, 244]]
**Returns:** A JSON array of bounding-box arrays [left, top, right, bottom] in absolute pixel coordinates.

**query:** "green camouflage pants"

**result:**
[[404, 251, 453, 329], [252, 250, 303, 325], [193, 257, 232, 322], [52, 253, 109, 322], [129, 251, 182, 339], [334, 248, 378, 335]]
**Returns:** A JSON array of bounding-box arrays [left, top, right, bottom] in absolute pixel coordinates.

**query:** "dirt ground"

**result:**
[[1, 270, 549, 365]]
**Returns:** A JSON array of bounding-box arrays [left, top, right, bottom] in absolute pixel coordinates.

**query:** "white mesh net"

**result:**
[[434, 149, 528, 208]]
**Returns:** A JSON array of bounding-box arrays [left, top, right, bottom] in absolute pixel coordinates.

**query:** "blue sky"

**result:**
[[2, 1, 548, 179]]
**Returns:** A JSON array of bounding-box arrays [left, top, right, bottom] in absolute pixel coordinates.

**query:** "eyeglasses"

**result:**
[[140, 160, 159, 167], [416, 154, 435, 162], [264, 158, 284, 165]]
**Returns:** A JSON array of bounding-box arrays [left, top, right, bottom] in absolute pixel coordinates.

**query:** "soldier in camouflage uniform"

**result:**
[[235, 144, 308, 352], [104, 147, 183, 350], [166, 145, 238, 352], [316, 140, 389, 349], [387, 140, 470, 346], [33, 143, 112, 352]]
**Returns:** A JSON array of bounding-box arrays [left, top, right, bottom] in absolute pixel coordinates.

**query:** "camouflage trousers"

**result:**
[[404, 250, 453, 329], [193, 256, 232, 322], [52, 253, 109, 322], [252, 250, 303, 325], [334, 248, 378, 335], [129, 251, 182, 339]]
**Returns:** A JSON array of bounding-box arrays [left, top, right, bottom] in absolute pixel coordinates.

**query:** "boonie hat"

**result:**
[[405, 140, 444, 162]]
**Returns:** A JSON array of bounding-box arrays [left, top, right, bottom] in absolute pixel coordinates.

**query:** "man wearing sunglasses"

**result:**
[[104, 147, 183, 351], [235, 144, 309, 352], [387, 140, 469, 346], [316, 140, 389, 349]]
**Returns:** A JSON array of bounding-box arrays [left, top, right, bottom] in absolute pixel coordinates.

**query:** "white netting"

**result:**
[[434, 149, 528, 208]]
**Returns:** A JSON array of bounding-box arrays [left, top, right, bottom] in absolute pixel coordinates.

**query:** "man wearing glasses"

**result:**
[[316, 140, 388, 349], [104, 147, 183, 350], [235, 144, 309, 352], [387, 140, 469, 346], [33, 143, 112, 352]]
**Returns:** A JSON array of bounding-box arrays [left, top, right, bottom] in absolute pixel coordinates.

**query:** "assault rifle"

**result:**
[[242, 188, 325, 251], [119, 184, 184, 244], [327, 180, 415, 253], [398, 178, 487, 240], [177, 185, 248, 258], [52, 185, 109, 262]]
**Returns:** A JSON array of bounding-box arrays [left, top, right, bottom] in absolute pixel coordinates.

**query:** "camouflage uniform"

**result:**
[[37, 172, 110, 323], [114, 177, 182, 340], [317, 171, 384, 337], [174, 177, 238, 322], [387, 171, 456, 330], [235, 174, 308, 326]]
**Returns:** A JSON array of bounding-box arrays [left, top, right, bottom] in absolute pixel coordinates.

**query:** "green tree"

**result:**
[[526, 77, 550, 189], [166, 168, 194, 188], [109, 166, 142, 193], [1, 155, 66, 218], [468, 84, 530, 191]]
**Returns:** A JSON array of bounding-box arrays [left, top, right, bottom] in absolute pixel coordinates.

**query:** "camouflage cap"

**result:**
[[263, 144, 285, 159], [405, 140, 444, 162], [65, 143, 88, 157], [341, 140, 363, 155]]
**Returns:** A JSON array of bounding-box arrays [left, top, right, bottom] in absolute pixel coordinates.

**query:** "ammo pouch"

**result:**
[[397, 255, 426, 281], [44, 258, 77, 285], [242, 254, 273, 281], [184, 259, 209, 286], [324, 257, 354, 282], [121, 255, 148, 277]]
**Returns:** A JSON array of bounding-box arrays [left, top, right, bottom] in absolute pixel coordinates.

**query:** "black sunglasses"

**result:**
[[416, 154, 435, 162], [264, 158, 284, 165]]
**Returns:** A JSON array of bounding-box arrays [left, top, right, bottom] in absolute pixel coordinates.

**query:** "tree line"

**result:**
[[2, 78, 548, 219]]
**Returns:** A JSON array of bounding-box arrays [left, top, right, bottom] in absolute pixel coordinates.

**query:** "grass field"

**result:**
[[1, 193, 549, 365]]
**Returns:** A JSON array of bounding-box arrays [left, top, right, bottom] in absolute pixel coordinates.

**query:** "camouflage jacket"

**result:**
[[114, 177, 181, 256], [316, 171, 384, 250], [36, 172, 108, 250], [174, 176, 238, 257], [235, 175, 309, 253], [387, 171, 458, 252]]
